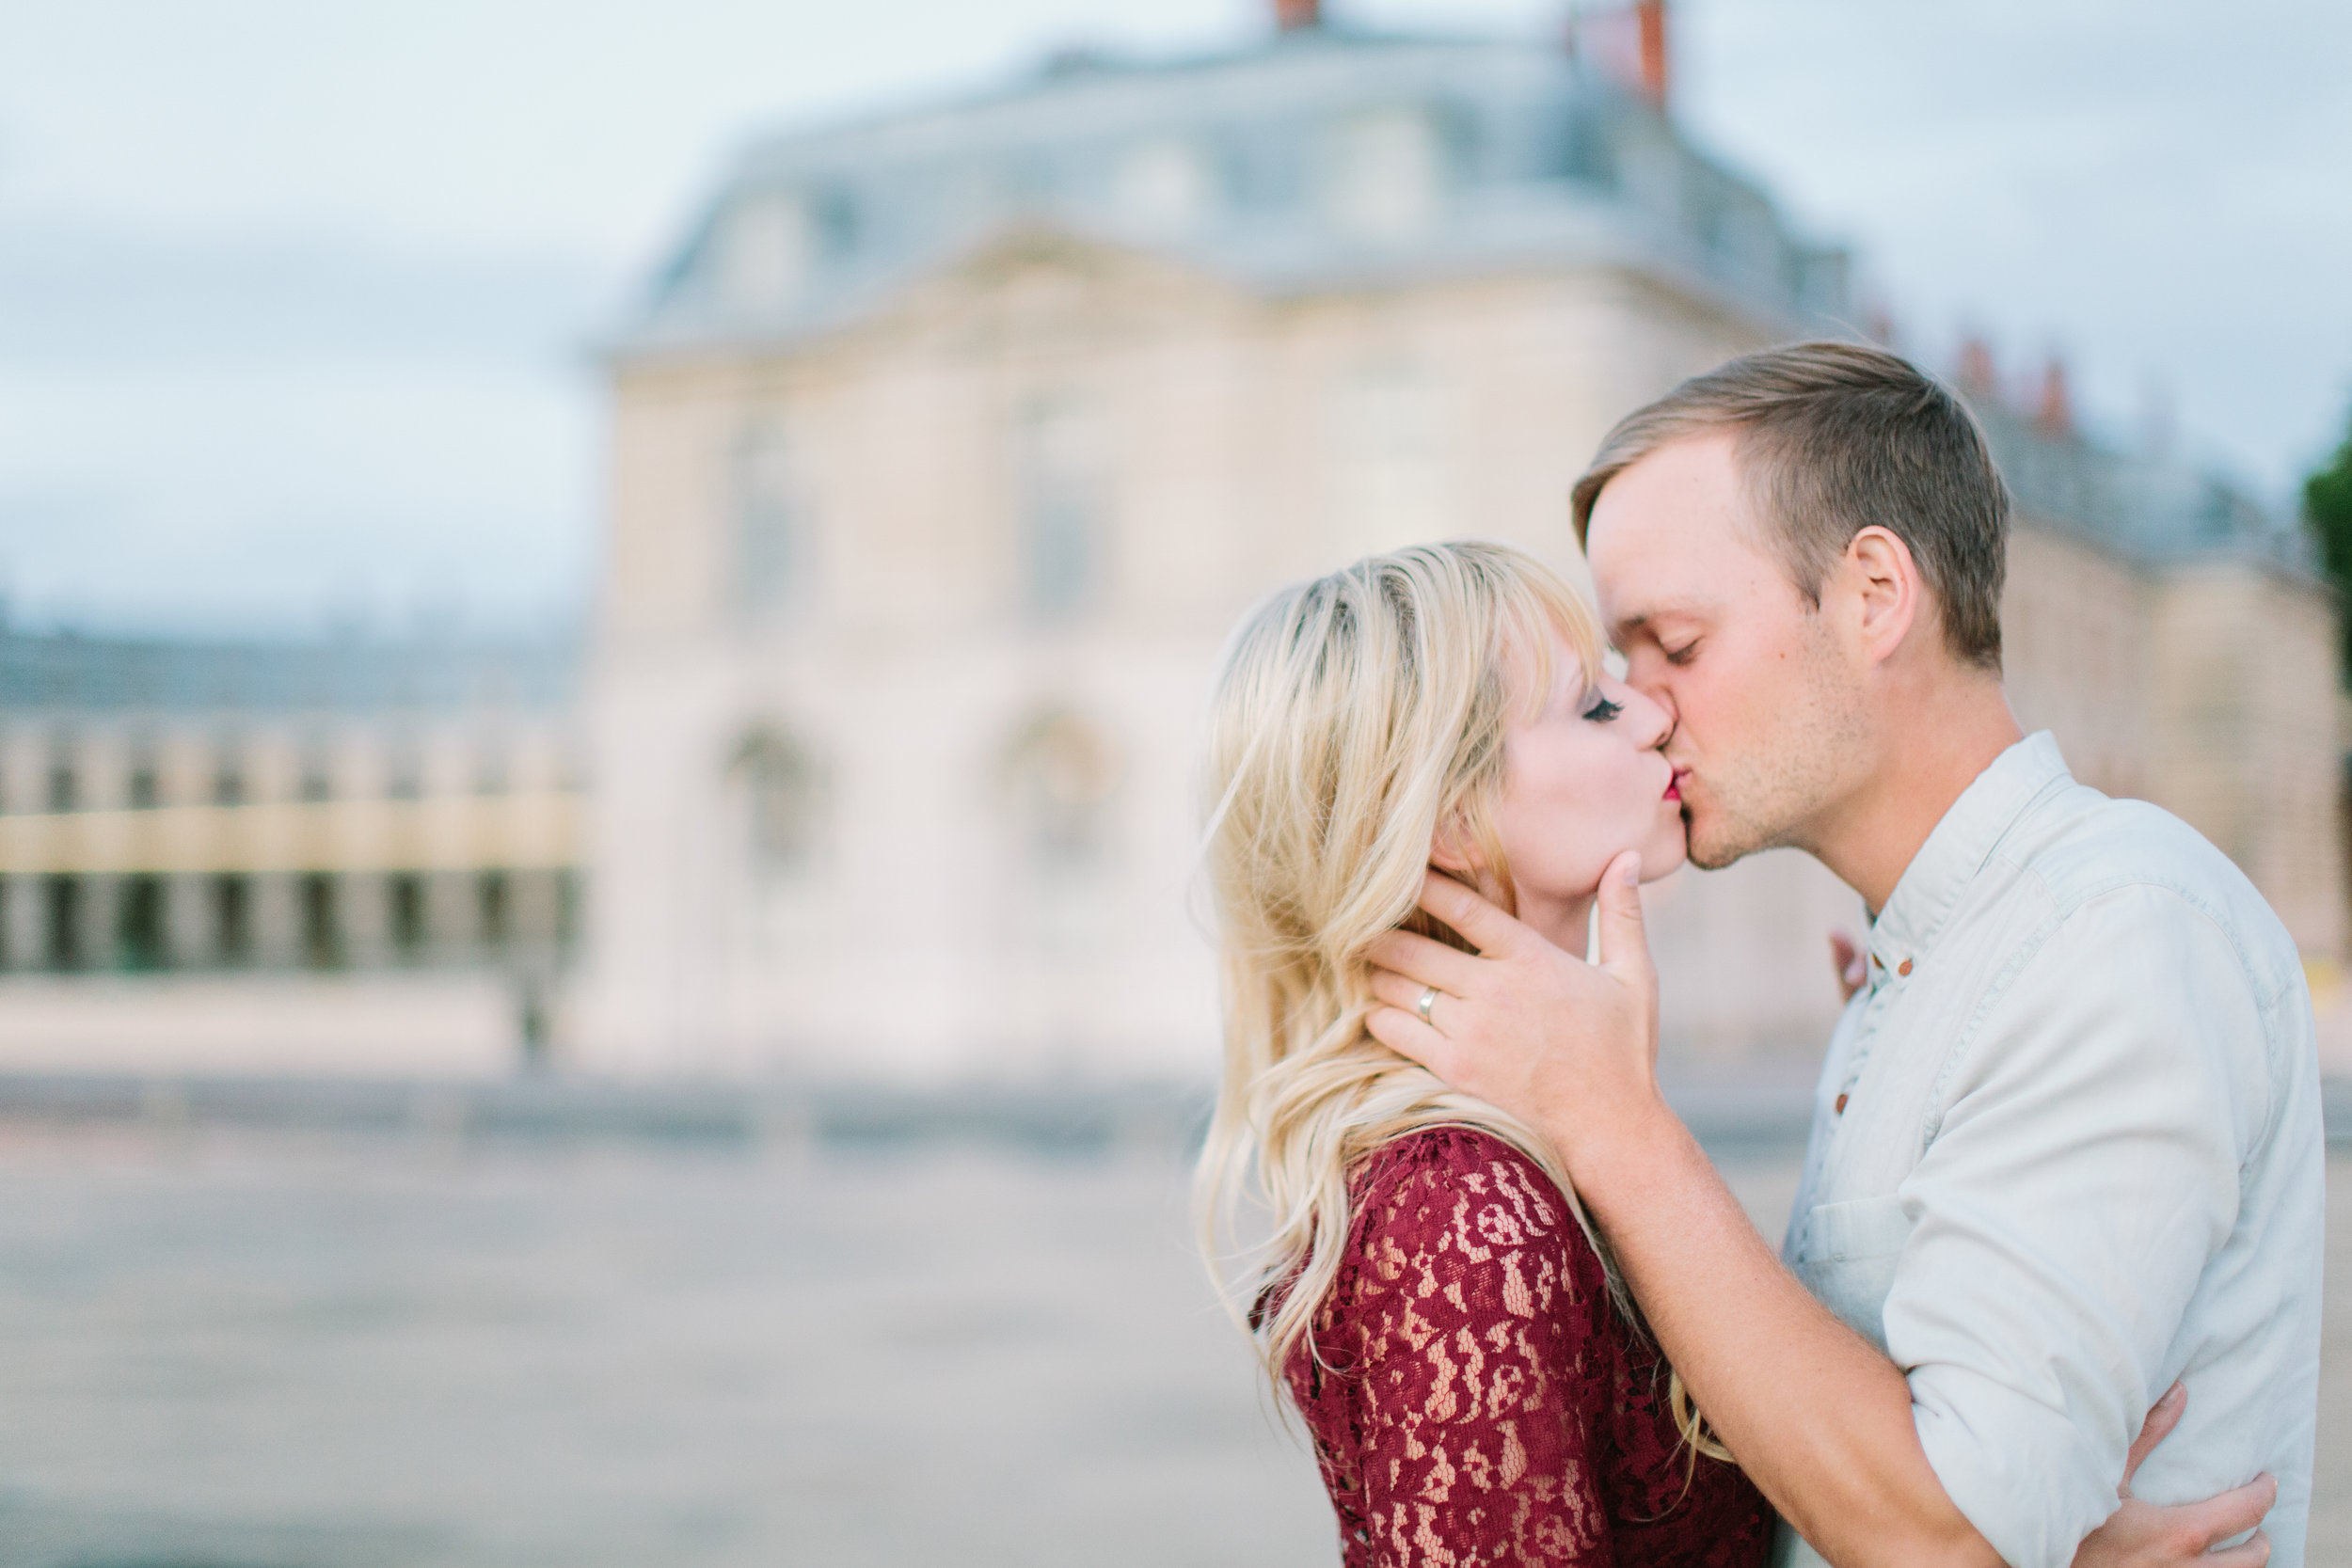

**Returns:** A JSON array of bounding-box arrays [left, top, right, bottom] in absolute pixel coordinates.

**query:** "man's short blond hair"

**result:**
[[1571, 341, 2010, 672]]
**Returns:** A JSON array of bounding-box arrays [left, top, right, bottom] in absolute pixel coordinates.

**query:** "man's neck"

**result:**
[[1807, 678, 2024, 918]]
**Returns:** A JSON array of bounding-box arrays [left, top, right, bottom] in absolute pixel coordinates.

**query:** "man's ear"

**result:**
[[1841, 525, 1924, 666]]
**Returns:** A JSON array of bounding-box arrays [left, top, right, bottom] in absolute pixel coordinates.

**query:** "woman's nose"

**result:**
[[1630, 686, 1674, 751]]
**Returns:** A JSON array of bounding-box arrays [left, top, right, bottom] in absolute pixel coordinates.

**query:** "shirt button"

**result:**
[[1835, 1092, 1850, 1115], [1897, 958, 1914, 976]]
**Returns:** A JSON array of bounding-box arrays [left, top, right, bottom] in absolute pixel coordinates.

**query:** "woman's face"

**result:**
[[1442, 626, 1687, 939]]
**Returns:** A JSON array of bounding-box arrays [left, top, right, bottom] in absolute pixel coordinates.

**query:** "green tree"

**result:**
[[2308, 402, 2352, 685]]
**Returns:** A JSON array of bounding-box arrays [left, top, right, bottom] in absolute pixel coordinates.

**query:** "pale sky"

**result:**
[[3, 0, 2347, 638]]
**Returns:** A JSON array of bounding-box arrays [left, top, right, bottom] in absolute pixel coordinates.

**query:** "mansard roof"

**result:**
[[614, 26, 1851, 358], [0, 627, 577, 716]]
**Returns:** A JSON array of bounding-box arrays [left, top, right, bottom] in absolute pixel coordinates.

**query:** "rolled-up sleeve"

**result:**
[[1885, 885, 2266, 1568]]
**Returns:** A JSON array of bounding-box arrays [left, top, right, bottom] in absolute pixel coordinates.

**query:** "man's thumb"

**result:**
[[1595, 851, 1652, 980]]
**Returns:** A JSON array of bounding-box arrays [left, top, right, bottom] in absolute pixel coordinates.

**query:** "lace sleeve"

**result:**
[[1323, 1131, 1618, 1567]]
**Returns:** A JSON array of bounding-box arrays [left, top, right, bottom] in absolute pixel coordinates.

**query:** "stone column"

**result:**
[[251, 872, 304, 972], [166, 873, 212, 971]]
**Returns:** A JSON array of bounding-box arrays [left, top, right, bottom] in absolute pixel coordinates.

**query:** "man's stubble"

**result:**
[[1681, 620, 1871, 872]]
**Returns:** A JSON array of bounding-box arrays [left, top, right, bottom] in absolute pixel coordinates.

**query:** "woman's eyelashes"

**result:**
[[1580, 691, 1624, 723]]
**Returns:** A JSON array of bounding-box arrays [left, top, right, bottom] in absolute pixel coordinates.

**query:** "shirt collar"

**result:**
[[1867, 731, 2073, 983]]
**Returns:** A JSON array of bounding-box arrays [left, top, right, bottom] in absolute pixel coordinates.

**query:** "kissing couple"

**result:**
[[1197, 342, 2320, 1567]]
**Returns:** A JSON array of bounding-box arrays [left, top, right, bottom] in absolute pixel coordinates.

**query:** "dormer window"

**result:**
[[714, 193, 813, 314], [1115, 139, 1215, 236], [1325, 108, 1442, 240]]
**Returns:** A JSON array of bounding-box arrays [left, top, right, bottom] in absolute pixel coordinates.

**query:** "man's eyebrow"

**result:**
[[1610, 602, 1708, 644]]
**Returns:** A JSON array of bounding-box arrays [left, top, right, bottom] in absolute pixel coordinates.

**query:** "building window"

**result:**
[[299, 739, 335, 802], [554, 870, 580, 950], [44, 875, 82, 970], [732, 420, 802, 622], [1115, 138, 1216, 235], [1018, 398, 1106, 622], [1002, 710, 1120, 874], [386, 737, 423, 800], [117, 875, 167, 972], [729, 727, 822, 882], [1326, 361, 1454, 556], [715, 192, 813, 315], [473, 743, 509, 797], [213, 875, 252, 965], [1326, 107, 1443, 240], [389, 874, 427, 959], [213, 743, 246, 807], [478, 871, 509, 952], [300, 873, 339, 968], [46, 753, 76, 813], [127, 749, 160, 810]]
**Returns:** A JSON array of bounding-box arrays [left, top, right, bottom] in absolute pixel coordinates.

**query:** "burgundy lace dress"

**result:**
[[1285, 1128, 1769, 1568]]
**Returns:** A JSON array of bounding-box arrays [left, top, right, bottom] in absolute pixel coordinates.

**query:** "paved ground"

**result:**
[[0, 1128, 2337, 1567]]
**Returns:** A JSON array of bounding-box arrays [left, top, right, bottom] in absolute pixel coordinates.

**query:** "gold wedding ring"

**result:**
[[1417, 986, 1439, 1026]]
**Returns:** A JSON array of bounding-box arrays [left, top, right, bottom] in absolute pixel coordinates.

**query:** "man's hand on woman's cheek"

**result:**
[[1364, 852, 1667, 1171]]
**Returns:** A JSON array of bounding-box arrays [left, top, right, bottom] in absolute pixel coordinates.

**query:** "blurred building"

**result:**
[[571, 1, 2343, 1081], [0, 627, 582, 1076]]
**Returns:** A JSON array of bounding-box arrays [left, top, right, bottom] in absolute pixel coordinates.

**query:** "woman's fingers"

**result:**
[[2120, 1382, 2187, 1497], [2180, 1475, 2278, 1552], [2204, 1529, 2271, 1568]]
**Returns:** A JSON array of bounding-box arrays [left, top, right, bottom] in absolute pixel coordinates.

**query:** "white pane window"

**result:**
[[730, 727, 820, 882], [1115, 139, 1214, 236], [1001, 709, 1121, 954], [1017, 399, 1106, 622], [733, 420, 800, 621], [715, 194, 812, 315], [1326, 108, 1441, 240], [1326, 362, 1455, 558]]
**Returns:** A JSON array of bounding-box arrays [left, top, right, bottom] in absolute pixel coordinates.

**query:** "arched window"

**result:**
[[732, 420, 802, 622], [728, 725, 822, 882], [1002, 709, 1120, 875]]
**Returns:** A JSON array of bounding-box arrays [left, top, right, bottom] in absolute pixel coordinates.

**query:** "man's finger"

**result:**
[[1365, 1005, 1453, 1077], [1592, 851, 1654, 987], [2177, 1474, 2279, 1551], [1829, 928, 1867, 1003], [2121, 1382, 2187, 1496], [1416, 870, 1533, 957], [1367, 967, 1450, 1025], [2204, 1529, 2270, 1568], [1364, 928, 1485, 995]]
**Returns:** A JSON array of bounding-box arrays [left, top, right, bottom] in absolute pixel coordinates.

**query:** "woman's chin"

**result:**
[[1640, 828, 1691, 881]]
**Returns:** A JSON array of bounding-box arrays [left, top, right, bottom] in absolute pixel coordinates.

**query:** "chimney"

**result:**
[[1956, 335, 1997, 404], [1276, 0, 1321, 31], [1636, 0, 1669, 109], [2035, 356, 2074, 440]]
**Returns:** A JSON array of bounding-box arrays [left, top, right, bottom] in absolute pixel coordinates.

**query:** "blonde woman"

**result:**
[[1198, 542, 1767, 1566]]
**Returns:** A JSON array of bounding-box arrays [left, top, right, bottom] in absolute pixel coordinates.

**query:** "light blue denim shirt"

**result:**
[[1772, 733, 2323, 1568]]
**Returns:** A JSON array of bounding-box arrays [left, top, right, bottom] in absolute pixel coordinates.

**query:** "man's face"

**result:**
[[1583, 430, 1870, 870]]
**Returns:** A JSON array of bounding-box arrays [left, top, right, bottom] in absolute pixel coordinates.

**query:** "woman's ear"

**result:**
[[1430, 815, 1476, 876]]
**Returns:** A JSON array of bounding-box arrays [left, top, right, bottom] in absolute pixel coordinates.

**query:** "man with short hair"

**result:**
[[1368, 341, 2321, 1567]]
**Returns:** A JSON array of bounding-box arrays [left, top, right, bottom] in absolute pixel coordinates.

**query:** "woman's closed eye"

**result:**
[[1581, 692, 1623, 722]]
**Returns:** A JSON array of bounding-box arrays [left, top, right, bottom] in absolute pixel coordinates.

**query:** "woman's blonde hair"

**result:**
[[1193, 540, 1719, 1458]]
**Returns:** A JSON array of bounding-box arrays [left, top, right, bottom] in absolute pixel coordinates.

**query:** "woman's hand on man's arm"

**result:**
[[2071, 1384, 2275, 1568]]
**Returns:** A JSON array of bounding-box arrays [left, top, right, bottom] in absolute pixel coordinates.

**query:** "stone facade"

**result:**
[[571, 24, 2344, 1082]]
